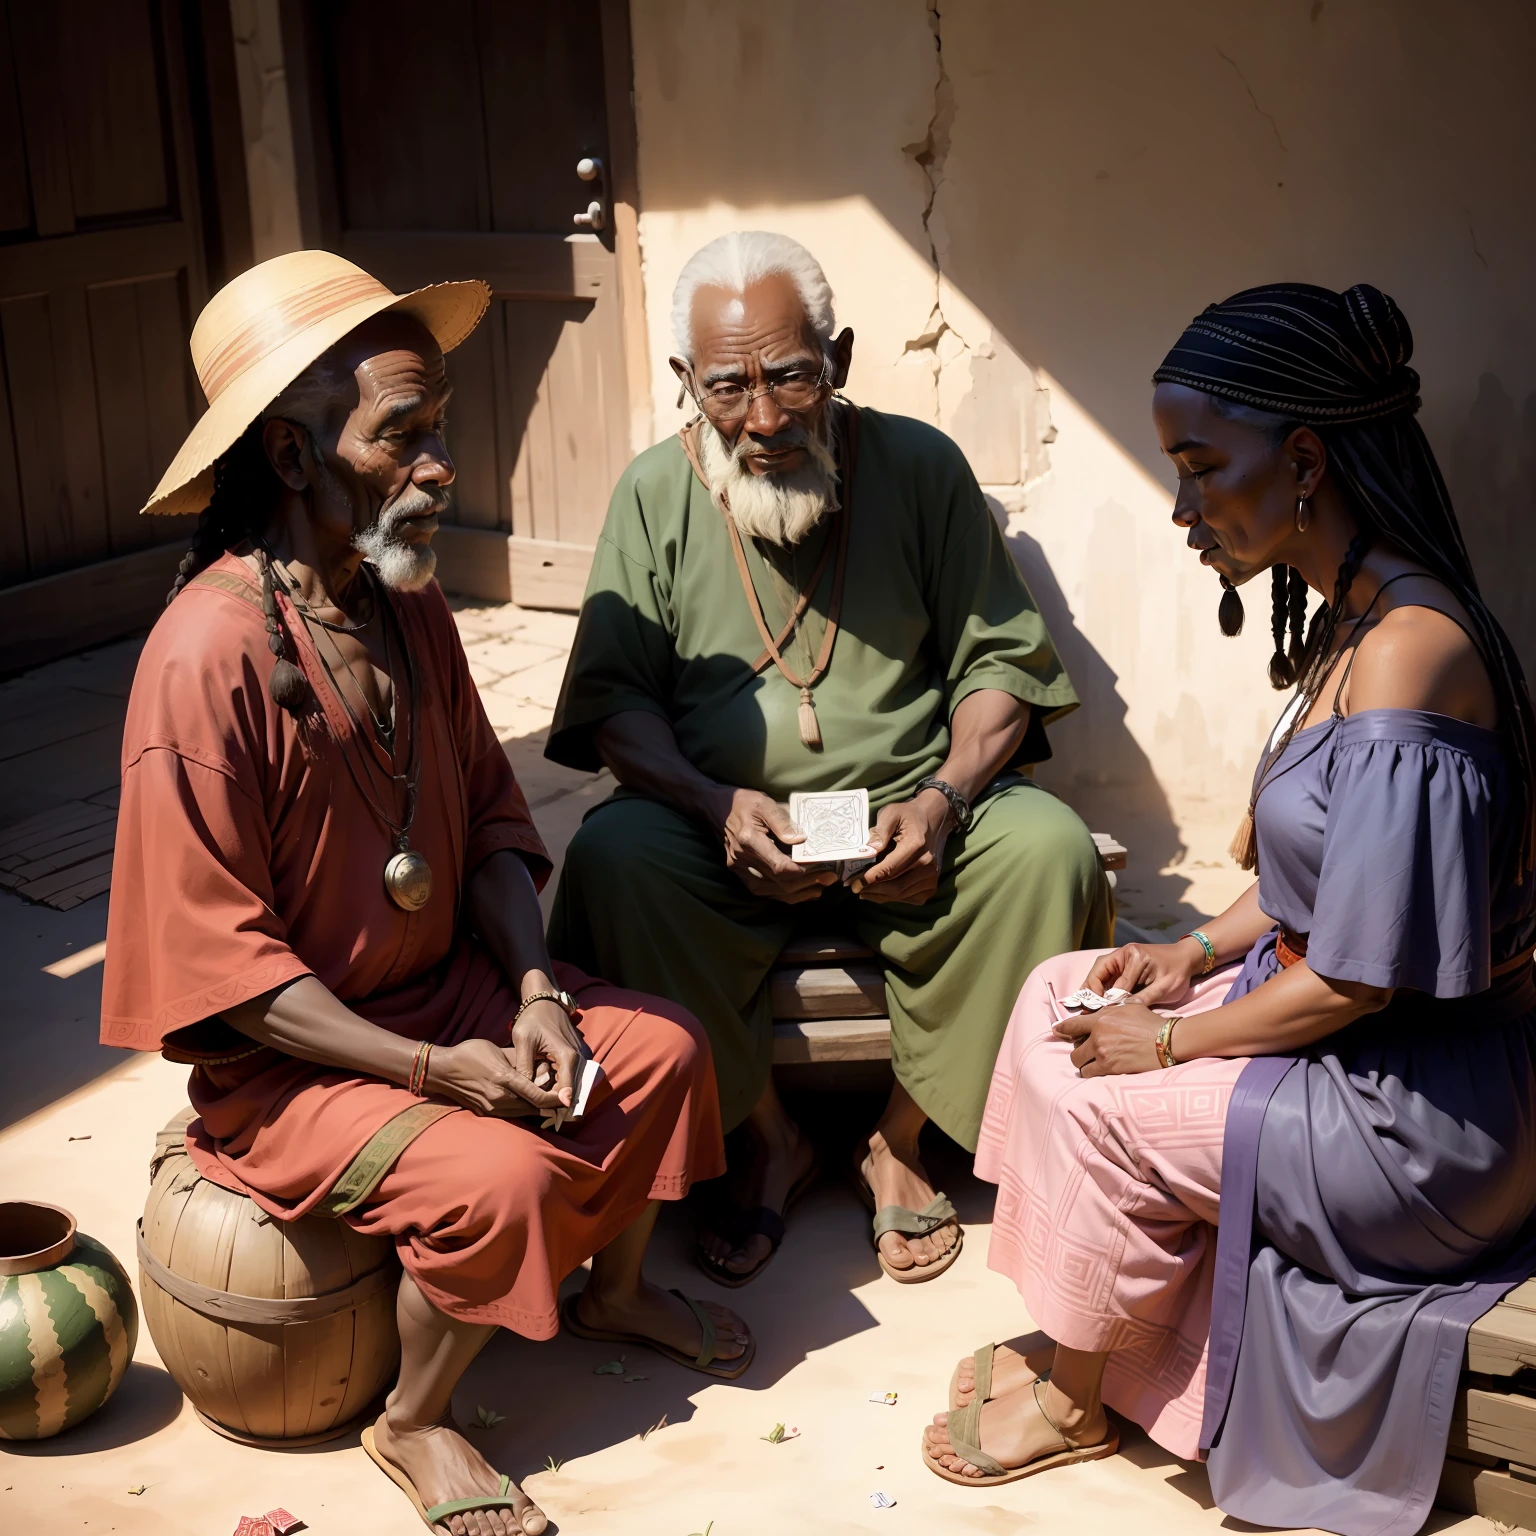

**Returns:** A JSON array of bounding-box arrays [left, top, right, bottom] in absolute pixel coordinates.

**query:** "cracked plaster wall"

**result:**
[[628, 0, 1536, 869]]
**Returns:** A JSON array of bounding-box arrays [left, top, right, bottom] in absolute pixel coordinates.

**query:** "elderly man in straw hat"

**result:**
[[100, 251, 749, 1536]]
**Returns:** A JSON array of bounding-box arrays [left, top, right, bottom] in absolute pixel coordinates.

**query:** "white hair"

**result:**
[[671, 231, 836, 359]]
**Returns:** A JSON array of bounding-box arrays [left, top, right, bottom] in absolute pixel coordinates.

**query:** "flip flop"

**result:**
[[560, 1288, 755, 1380], [694, 1148, 822, 1289], [921, 1375, 1119, 1487], [854, 1153, 964, 1284], [361, 1424, 544, 1534]]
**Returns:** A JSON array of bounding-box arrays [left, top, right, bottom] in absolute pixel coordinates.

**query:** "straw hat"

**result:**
[[141, 250, 491, 518]]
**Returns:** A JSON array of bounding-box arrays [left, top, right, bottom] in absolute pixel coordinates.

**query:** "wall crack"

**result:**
[[1216, 48, 1288, 154], [902, 0, 969, 402]]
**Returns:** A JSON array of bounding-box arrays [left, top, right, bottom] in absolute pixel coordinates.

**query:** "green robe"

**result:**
[[546, 406, 1112, 1145]]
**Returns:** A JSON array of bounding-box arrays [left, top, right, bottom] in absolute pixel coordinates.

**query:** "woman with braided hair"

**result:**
[[924, 283, 1536, 1536]]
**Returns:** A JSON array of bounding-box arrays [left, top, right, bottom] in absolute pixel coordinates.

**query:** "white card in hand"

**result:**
[[541, 1055, 603, 1133], [789, 789, 876, 863]]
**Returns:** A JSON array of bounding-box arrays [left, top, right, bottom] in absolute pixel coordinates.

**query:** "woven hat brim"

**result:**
[[140, 277, 491, 517]]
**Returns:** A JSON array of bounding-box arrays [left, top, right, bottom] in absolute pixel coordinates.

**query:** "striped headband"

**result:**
[[1153, 282, 1422, 424]]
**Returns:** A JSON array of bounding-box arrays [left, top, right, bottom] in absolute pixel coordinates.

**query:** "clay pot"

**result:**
[[138, 1110, 401, 1447], [0, 1201, 139, 1439]]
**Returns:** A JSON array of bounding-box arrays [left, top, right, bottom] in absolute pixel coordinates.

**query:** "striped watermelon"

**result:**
[[0, 1232, 138, 1439]]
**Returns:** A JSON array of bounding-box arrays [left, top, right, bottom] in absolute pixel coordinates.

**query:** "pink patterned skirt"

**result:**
[[975, 949, 1247, 1459]]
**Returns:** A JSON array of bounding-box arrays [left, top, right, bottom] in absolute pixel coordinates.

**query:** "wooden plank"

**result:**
[[431, 525, 512, 603], [15, 849, 114, 904], [339, 231, 606, 302], [0, 800, 115, 858], [773, 1016, 892, 1065], [0, 285, 28, 583], [0, 823, 117, 884], [771, 961, 886, 1022], [87, 282, 157, 558], [0, 15, 31, 235], [439, 318, 502, 531], [779, 934, 877, 966], [134, 274, 195, 531], [49, 284, 113, 570], [1091, 832, 1128, 871], [1439, 1454, 1536, 1529], [1, 293, 73, 579], [0, 541, 184, 674], [509, 536, 593, 612], [1502, 1281, 1536, 1313], [1470, 1298, 1536, 1376], [0, 223, 190, 304], [6, 4, 75, 237], [47, 871, 114, 911], [1450, 1380, 1536, 1465]]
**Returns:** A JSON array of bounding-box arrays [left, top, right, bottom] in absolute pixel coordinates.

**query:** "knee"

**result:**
[[562, 803, 667, 890], [993, 793, 1102, 888]]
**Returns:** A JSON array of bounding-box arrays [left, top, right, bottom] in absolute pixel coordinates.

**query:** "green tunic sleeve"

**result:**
[[546, 448, 684, 773], [916, 425, 1078, 765]]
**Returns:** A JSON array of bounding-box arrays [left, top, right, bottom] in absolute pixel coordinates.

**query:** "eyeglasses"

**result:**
[[690, 365, 831, 422]]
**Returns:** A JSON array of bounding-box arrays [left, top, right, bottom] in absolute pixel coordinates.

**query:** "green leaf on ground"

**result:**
[[127, 1485, 147, 1495], [543, 1455, 563, 1473], [472, 1405, 505, 1429], [763, 1423, 786, 1443], [687, 1524, 714, 1536], [593, 1356, 626, 1375], [639, 1412, 668, 1441]]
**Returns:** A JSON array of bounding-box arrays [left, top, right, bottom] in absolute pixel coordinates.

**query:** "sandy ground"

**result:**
[[0, 602, 1482, 1536]]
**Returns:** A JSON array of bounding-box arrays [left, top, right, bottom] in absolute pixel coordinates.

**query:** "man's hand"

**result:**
[[711, 786, 838, 904], [851, 789, 951, 905], [1053, 997, 1166, 1077], [426, 1033, 570, 1117]]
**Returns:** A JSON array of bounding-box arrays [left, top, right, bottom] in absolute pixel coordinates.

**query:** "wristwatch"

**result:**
[[915, 775, 972, 833], [514, 989, 581, 1025]]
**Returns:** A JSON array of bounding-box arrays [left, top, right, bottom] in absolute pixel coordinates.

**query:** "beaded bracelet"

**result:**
[[408, 1040, 433, 1096], [1184, 928, 1217, 975]]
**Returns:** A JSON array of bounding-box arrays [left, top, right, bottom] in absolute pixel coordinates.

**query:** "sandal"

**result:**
[[694, 1148, 821, 1289], [948, 1341, 997, 1412], [854, 1153, 964, 1284], [921, 1374, 1119, 1487], [559, 1288, 755, 1380], [362, 1424, 543, 1533]]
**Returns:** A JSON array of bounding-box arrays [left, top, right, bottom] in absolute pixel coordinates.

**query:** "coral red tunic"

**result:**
[[102, 553, 723, 1333]]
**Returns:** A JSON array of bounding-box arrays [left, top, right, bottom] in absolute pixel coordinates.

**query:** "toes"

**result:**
[[878, 1233, 915, 1269], [521, 1504, 548, 1535]]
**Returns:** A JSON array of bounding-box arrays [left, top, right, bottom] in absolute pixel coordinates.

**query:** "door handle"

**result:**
[[573, 156, 607, 231]]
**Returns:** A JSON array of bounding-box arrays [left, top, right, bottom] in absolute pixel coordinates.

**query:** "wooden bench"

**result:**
[[770, 831, 1127, 1066], [1439, 1279, 1536, 1527]]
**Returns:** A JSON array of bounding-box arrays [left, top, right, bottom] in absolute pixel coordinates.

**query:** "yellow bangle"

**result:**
[[1155, 1015, 1182, 1070]]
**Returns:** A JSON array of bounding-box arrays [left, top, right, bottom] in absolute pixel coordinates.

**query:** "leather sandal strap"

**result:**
[[671, 1288, 716, 1369], [1031, 1377, 1078, 1451], [424, 1474, 516, 1523], [871, 1194, 958, 1243], [943, 1398, 1009, 1478], [972, 1344, 995, 1405]]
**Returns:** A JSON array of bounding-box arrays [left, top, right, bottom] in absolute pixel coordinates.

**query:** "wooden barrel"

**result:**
[[138, 1108, 401, 1447]]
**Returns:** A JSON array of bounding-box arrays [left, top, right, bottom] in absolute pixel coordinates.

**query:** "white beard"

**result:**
[[351, 486, 441, 592], [698, 419, 839, 547]]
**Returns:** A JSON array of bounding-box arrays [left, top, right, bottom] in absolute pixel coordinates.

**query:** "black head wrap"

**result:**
[[1154, 281, 1536, 878], [1153, 282, 1421, 424]]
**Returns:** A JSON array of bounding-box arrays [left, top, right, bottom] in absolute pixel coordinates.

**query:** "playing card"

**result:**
[[790, 789, 875, 863], [541, 1054, 603, 1133], [1059, 987, 1132, 1012]]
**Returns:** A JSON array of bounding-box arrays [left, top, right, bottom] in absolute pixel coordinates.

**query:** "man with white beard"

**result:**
[[547, 232, 1112, 1289]]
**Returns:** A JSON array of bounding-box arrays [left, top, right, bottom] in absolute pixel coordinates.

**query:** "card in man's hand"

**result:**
[[789, 789, 877, 864]]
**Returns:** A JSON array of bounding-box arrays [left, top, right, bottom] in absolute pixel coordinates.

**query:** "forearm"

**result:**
[[466, 848, 560, 1002], [594, 710, 730, 831], [222, 975, 418, 1083], [1169, 882, 1272, 975], [1174, 961, 1391, 1058], [932, 690, 1031, 803]]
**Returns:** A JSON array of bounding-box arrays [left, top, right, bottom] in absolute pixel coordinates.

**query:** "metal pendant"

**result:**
[[383, 846, 433, 912]]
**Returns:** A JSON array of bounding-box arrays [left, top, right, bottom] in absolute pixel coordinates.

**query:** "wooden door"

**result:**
[[281, 0, 642, 609], [0, 0, 241, 672]]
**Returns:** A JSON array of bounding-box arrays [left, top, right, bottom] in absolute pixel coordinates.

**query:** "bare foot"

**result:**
[[576, 1279, 751, 1364], [372, 1411, 546, 1536], [952, 1338, 1056, 1407], [924, 1378, 1111, 1480], [699, 1120, 816, 1278], [861, 1133, 960, 1273]]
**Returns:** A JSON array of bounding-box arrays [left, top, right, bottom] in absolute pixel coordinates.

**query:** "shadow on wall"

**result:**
[[999, 515, 1198, 926]]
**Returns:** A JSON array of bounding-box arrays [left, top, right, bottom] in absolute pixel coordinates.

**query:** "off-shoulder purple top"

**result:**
[[1201, 708, 1536, 1536]]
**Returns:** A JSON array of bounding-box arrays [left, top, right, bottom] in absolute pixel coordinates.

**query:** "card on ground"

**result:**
[[790, 789, 876, 863]]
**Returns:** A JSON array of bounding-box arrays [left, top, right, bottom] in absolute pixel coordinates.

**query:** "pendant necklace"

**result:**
[[286, 564, 432, 911]]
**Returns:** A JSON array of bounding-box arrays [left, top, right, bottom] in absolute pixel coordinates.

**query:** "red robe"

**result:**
[[102, 552, 722, 1334]]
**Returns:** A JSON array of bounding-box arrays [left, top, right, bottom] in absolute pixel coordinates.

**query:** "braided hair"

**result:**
[[1157, 282, 1536, 878], [165, 419, 310, 719]]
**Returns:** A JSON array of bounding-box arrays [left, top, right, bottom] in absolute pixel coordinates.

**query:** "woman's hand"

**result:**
[[426, 1035, 568, 1118], [1081, 937, 1205, 1006], [1054, 998, 1168, 1078]]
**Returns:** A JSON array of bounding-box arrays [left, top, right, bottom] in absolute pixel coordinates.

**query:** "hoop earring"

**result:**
[[1295, 494, 1310, 534]]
